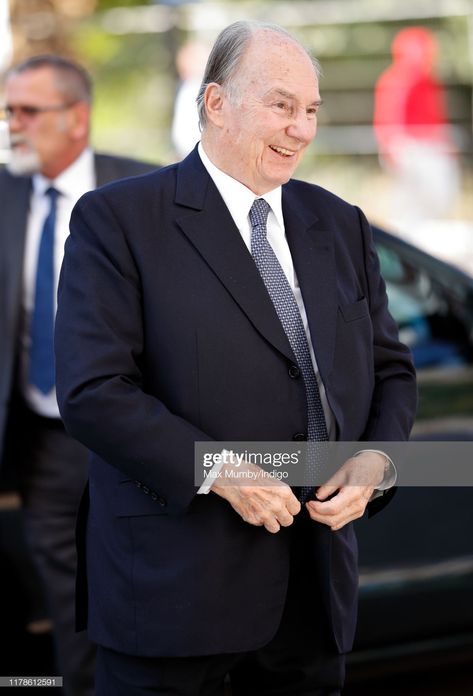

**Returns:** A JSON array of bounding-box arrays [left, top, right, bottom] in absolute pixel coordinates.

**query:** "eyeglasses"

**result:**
[[1, 103, 77, 121]]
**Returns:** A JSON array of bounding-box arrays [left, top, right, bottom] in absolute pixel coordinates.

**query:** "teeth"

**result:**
[[271, 146, 294, 156]]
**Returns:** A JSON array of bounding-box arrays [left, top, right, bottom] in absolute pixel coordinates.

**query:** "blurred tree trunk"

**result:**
[[9, 0, 96, 62]]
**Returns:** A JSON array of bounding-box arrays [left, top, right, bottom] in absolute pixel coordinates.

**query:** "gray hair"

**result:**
[[196, 20, 320, 130], [6, 54, 92, 104]]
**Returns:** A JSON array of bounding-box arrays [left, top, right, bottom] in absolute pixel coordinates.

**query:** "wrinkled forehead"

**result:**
[[237, 31, 318, 95], [232, 34, 320, 105]]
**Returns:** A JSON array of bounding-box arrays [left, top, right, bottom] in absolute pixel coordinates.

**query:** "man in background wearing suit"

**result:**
[[56, 22, 416, 696], [0, 55, 156, 695]]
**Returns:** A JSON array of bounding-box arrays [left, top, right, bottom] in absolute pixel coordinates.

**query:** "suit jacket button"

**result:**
[[293, 433, 307, 441], [288, 364, 300, 379]]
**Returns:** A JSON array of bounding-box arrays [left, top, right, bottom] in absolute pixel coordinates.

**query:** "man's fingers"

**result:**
[[256, 497, 297, 530], [306, 485, 373, 530], [286, 496, 302, 516], [244, 509, 286, 533], [264, 518, 281, 534], [233, 484, 301, 532], [212, 475, 303, 531], [316, 469, 348, 500], [276, 509, 296, 527], [315, 484, 338, 501]]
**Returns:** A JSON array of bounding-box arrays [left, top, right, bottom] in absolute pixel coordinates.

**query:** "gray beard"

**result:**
[[7, 148, 42, 176]]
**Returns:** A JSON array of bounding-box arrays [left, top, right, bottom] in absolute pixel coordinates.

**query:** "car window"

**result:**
[[377, 243, 472, 368]]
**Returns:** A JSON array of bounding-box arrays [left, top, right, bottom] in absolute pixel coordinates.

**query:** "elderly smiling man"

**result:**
[[55, 21, 416, 696]]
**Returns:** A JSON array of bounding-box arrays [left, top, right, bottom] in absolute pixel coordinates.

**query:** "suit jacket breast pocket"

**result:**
[[338, 297, 369, 323]]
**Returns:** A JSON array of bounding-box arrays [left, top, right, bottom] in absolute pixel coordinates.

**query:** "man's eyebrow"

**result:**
[[268, 88, 323, 106], [266, 88, 295, 101]]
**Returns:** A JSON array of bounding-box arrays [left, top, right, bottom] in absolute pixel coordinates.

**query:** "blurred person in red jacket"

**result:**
[[374, 27, 460, 223]]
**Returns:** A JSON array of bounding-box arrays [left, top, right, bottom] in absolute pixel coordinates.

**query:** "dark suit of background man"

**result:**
[[56, 21, 417, 696], [0, 55, 156, 695]]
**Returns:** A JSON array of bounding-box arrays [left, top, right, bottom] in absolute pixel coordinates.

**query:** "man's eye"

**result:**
[[273, 102, 295, 116]]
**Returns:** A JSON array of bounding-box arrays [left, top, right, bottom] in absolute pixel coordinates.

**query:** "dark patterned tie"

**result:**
[[29, 186, 59, 394], [249, 198, 328, 500]]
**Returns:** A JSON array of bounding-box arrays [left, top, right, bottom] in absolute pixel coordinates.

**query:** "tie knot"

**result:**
[[46, 186, 60, 203], [249, 198, 270, 230]]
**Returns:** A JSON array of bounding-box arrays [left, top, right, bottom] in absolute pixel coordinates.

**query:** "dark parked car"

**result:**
[[374, 226, 473, 438], [349, 227, 473, 681]]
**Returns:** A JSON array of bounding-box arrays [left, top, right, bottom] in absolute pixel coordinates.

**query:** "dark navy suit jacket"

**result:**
[[55, 147, 417, 658]]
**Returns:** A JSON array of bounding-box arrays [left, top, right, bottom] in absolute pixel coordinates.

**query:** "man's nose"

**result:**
[[286, 111, 316, 144], [7, 110, 23, 132]]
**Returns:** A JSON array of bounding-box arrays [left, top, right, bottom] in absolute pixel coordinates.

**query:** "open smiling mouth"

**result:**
[[269, 146, 295, 157]]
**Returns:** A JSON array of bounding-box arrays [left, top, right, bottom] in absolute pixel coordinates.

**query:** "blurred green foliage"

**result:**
[[73, 4, 178, 164], [96, 0, 153, 8], [68, 0, 472, 196]]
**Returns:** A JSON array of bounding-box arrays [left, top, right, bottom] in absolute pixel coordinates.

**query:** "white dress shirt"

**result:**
[[20, 148, 96, 418]]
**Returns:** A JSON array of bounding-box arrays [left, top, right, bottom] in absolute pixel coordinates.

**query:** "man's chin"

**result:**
[[7, 150, 41, 176]]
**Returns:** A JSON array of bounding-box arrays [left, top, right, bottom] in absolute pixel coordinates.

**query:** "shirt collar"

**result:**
[[198, 142, 284, 231], [32, 148, 95, 199]]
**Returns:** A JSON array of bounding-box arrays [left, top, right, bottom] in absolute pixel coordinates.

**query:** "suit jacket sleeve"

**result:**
[[55, 185, 211, 515], [357, 206, 417, 442], [355, 207, 417, 515]]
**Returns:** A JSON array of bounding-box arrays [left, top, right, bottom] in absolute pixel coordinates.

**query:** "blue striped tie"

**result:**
[[249, 198, 328, 500], [29, 186, 59, 394]]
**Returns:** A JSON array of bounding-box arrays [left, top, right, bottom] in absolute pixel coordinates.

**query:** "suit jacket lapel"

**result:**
[[175, 150, 295, 364], [2, 174, 31, 328], [282, 185, 337, 382]]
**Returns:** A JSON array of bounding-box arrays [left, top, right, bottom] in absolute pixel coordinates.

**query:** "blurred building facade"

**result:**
[[2, 1, 473, 246]]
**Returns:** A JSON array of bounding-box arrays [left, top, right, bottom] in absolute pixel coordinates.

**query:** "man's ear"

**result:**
[[68, 101, 91, 141], [204, 83, 226, 127]]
